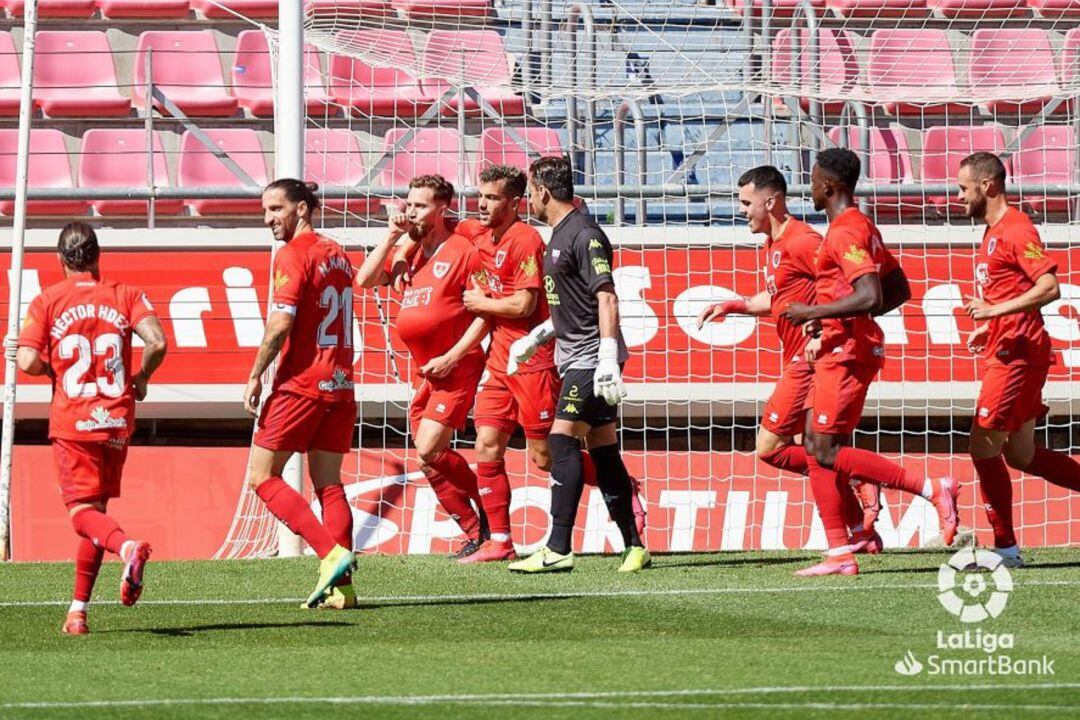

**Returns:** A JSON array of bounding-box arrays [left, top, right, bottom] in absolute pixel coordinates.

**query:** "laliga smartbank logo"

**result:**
[[893, 548, 1054, 677]]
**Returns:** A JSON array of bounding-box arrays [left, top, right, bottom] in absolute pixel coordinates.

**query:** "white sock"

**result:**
[[826, 545, 853, 558], [489, 532, 509, 542], [68, 600, 88, 613], [119, 539, 135, 563], [921, 479, 934, 499]]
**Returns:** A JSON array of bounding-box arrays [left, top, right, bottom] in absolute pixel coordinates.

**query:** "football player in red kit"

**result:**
[[356, 174, 491, 560], [244, 179, 358, 609], [16, 222, 168, 634], [958, 152, 1080, 569]]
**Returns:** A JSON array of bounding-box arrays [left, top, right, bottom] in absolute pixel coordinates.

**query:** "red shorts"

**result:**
[[761, 361, 813, 437], [807, 358, 881, 435], [409, 356, 485, 432], [474, 367, 560, 439], [976, 362, 1050, 432], [52, 437, 129, 507], [254, 390, 356, 454]]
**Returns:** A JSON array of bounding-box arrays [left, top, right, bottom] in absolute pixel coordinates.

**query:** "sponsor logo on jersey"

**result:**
[[552, 249, 561, 261], [986, 237, 998, 256], [540, 410, 550, 420], [76, 406, 128, 433], [436, 402, 447, 413], [495, 250, 507, 268], [843, 244, 868, 265], [817, 413, 828, 424], [317, 368, 355, 392], [591, 257, 612, 275], [401, 287, 433, 309], [1023, 242, 1046, 261], [975, 263, 990, 286], [432, 261, 451, 279], [273, 270, 290, 292], [544, 275, 560, 307], [562, 402, 578, 414], [519, 255, 539, 278], [979, 407, 990, 418], [768, 411, 779, 423], [588, 238, 603, 250]]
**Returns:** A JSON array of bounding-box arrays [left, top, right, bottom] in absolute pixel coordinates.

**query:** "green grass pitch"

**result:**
[[1, 549, 1079, 719]]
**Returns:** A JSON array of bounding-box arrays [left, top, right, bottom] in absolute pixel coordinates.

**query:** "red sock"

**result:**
[[760, 445, 809, 476], [255, 477, 337, 558], [475, 460, 511, 538], [581, 452, 597, 487], [839, 477, 864, 530], [315, 484, 354, 586], [69, 508, 128, 554], [807, 456, 850, 550], [426, 470, 482, 539], [834, 447, 926, 497], [1025, 447, 1080, 492], [973, 456, 1016, 548], [429, 450, 481, 503], [72, 537, 104, 603]]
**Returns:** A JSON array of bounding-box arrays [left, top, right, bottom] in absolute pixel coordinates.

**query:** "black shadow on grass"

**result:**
[[358, 595, 576, 611], [109, 620, 351, 637], [648, 555, 817, 570]]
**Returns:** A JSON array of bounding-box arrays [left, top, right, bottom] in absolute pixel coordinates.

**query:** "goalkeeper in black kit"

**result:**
[[507, 157, 650, 573]]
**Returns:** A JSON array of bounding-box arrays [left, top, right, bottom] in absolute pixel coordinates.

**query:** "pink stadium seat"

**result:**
[[379, 128, 469, 208], [1014, 126, 1075, 214], [96, 0, 191, 17], [827, 127, 916, 216], [969, 29, 1058, 114], [232, 30, 332, 117], [1029, 0, 1080, 16], [921, 126, 1008, 214], [1060, 28, 1080, 87], [32, 32, 131, 118], [305, 0, 393, 14], [191, 0, 278, 17], [391, 0, 491, 16], [305, 129, 372, 213], [177, 129, 268, 215], [79, 129, 184, 216], [0, 129, 87, 216], [727, 0, 826, 15], [926, 0, 1027, 16], [0, 33, 21, 117], [6, 0, 95, 17], [134, 32, 238, 118], [867, 29, 968, 116], [421, 30, 524, 116], [771, 29, 858, 113], [476, 127, 563, 175], [826, 0, 927, 15], [328, 30, 432, 117]]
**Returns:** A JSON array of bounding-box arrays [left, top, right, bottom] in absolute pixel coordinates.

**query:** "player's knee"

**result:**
[[813, 445, 837, 468], [1002, 444, 1033, 471], [474, 436, 505, 463], [246, 469, 271, 490], [755, 431, 785, 459]]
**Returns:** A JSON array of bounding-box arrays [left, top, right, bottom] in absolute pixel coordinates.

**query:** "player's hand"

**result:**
[[132, 371, 149, 401], [804, 336, 823, 363], [963, 294, 998, 320], [967, 324, 991, 354], [243, 376, 262, 417], [462, 276, 488, 314], [696, 299, 748, 330], [389, 260, 411, 293], [420, 354, 457, 379], [507, 335, 539, 376], [594, 338, 626, 406], [388, 213, 412, 238], [781, 302, 817, 325]]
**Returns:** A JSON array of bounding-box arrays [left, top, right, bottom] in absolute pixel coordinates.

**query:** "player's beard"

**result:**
[[965, 194, 987, 220]]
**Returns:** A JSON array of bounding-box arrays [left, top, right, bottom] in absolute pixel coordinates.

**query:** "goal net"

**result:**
[[215, 0, 1080, 559]]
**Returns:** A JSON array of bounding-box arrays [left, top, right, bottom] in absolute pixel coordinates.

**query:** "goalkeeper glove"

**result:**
[[593, 337, 626, 406], [507, 319, 555, 375]]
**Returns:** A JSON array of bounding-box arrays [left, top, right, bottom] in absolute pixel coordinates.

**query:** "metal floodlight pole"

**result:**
[[0, 0, 40, 561]]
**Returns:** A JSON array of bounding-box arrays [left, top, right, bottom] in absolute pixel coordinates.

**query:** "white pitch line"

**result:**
[[3, 685, 1080, 712], [2, 579, 1080, 608]]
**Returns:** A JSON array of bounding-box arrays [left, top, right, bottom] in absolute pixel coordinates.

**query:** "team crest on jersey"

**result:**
[[318, 368, 354, 392], [495, 250, 508, 268], [519, 255, 539, 278], [772, 250, 782, 268], [75, 406, 128, 432], [432, 261, 451, 279], [1024, 242, 1046, 260], [842, 244, 868, 265], [552, 249, 562, 261], [273, 270, 290, 292], [986, 237, 998, 256]]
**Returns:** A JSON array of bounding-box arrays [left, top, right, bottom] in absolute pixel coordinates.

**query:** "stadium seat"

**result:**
[[0, 129, 87, 216], [921, 125, 1008, 214], [32, 32, 131, 118], [1014, 126, 1075, 214], [421, 30, 524, 116], [0, 32, 21, 116], [328, 30, 432, 117], [96, 0, 191, 17], [969, 29, 1058, 114], [726, 0, 826, 15], [827, 126, 916, 216], [1029, 0, 1080, 16], [191, 0, 278, 17], [177, 129, 268, 215], [379, 128, 470, 208], [133, 31, 239, 117], [232, 30, 332, 117], [771, 28, 858, 113], [826, 0, 927, 16], [476, 127, 564, 175], [867, 29, 969, 116], [926, 0, 1027, 16], [6, 0, 95, 17], [79, 129, 184, 216], [1060, 28, 1080, 87], [305, 0, 393, 14], [304, 128, 373, 213], [391, 0, 492, 16]]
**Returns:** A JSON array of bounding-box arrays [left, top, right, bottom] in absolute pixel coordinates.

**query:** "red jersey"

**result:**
[[395, 233, 485, 373], [975, 207, 1057, 366], [18, 273, 155, 441], [457, 218, 555, 374], [816, 207, 898, 365], [271, 231, 356, 402], [765, 219, 821, 366]]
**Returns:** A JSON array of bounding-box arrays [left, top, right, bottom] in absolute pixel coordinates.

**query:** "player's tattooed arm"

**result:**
[[356, 213, 411, 289], [784, 273, 882, 324], [964, 272, 1060, 320], [133, 315, 169, 401], [878, 266, 912, 316], [243, 312, 294, 416], [420, 316, 490, 379]]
